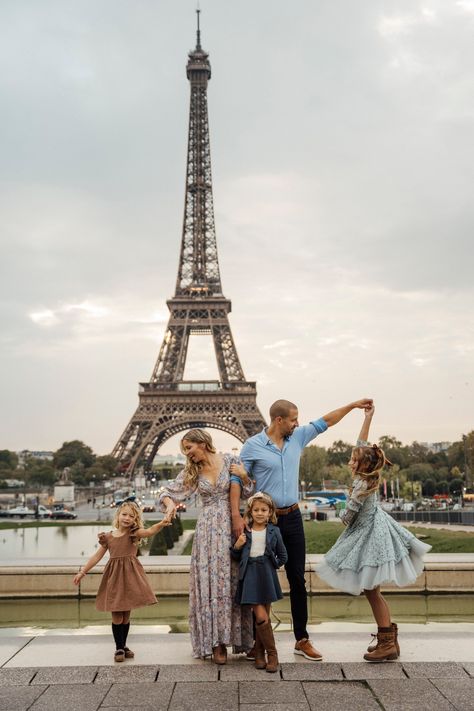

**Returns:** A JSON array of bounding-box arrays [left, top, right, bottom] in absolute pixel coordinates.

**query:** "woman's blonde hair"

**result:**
[[180, 428, 216, 487], [112, 501, 144, 543], [244, 491, 278, 525], [350, 444, 392, 497]]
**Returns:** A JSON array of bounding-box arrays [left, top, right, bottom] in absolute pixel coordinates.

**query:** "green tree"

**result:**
[[422, 478, 436, 497], [327, 441, 352, 467], [436, 480, 449, 495], [449, 478, 464, 496], [27, 463, 57, 487], [377, 436, 409, 468], [0, 450, 19, 470], [53, 441, 95, 470], [95, 455, 119, 476], [300, 446, 328, 487]]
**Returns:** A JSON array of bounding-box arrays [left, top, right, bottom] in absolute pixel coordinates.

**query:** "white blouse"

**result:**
[[249, 528, 266, 557]]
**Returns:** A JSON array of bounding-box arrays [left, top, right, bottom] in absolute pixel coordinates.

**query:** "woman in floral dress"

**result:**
[[159, 429, 254, 663]]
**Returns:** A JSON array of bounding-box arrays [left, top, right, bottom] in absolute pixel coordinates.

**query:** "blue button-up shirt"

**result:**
[[235, 418, 328, 509]]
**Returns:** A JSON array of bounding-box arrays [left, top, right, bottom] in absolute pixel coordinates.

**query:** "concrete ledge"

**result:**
[[0, 554, 473, 598]]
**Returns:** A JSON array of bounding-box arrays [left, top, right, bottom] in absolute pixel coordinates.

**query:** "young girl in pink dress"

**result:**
[[73, 500, 171, 662]]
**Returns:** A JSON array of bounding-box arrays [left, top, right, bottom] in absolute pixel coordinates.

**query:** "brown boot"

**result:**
[[258, 621, 279, 673], [212, 644, 227, 665], [363, 627, 398, 662], [254, 626, 266, 670], [367, 623, 400, 657]]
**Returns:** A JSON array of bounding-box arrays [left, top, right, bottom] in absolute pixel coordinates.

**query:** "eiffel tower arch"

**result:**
[[112, 14, 266, 474]]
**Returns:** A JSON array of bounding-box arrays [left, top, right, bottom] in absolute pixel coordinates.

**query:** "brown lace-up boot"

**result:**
[[367, 623, 400, 657], [254, 626, 266, 670], [258, 621, 279, 673], [363, 627, 398, 662]]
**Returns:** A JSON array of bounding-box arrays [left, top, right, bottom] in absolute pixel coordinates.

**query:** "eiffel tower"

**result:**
[[112, 14, 266, 473]]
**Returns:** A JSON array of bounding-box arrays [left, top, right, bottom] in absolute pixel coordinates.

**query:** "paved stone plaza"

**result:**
[[1, 626, 473, 710], [0, 661, 473, 711]]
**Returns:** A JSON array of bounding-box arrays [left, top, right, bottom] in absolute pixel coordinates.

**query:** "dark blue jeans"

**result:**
[[277, 508, 308, 641]]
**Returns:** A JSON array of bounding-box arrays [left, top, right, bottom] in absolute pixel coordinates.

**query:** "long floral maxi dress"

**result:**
[[158, 454, 254, 658]]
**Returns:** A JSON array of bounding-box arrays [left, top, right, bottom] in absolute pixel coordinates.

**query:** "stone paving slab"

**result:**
[[463, 662, 474, 677], [303, 681, 382, 711], [29, 683, 110, 711], [403, 661, 469, 678], [95, 665, 158, 683], [157, 663, 218, 681], [239, 680, 307, 705], [0, 684, 47, 711], [280, 662, 343, 680], [169, 681, 239, 711], [0, 667, 37, 685], [32, 665, 98, 684], [431, 678, 474, 711], [0, 636, 33, 666], [368, 678, 455, 711], [240, 705, 310, 711], [220, 663, 282, 681], [342, 662, 406, 679], [101, 681, 174, 709]]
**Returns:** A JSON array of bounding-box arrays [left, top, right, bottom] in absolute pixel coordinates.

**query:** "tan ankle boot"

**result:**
[[254, 626, 266, 670], [363, 627, 398, 662], [367, 623, 400, 657], [258, 621, 279, 673]]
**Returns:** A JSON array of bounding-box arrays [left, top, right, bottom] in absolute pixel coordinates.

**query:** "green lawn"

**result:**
[[177, 519, 474, 555], [303, 521, 474, 554]]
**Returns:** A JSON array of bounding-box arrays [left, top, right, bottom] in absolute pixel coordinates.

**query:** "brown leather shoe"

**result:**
[[124, 647, 135, 659], [294, 638, 323, 661], [246, 643, 256, 661], [212, 644, 227, 665], [114, 649, 125, 663]]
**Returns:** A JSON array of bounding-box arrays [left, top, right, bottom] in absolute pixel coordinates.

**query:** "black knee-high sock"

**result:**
[[112, 623, 124, 650], [122, 622, 130, 648]]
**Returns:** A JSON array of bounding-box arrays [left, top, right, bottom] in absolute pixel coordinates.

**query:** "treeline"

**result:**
[[0, 441, 181, 489], [299, 432, 474, 498]]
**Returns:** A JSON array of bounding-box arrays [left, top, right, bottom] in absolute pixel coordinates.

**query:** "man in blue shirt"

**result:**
[[234, 397, 373, 662]]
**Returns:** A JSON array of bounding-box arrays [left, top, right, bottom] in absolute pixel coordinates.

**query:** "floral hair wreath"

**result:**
[[247, 491, 274, 508]]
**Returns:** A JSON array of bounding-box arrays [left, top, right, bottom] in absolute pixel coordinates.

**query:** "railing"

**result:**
[[389, 510, 474, 526]]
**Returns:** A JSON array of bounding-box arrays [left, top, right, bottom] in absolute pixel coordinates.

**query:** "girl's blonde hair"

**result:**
[[180, 429, 216, 487], [350, 444, 392, 497], [244, 491, 278, 525], [112, 501, 144, 543]]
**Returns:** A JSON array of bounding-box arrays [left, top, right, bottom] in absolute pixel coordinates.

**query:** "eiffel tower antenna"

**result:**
[[112, 18, 266, 474]]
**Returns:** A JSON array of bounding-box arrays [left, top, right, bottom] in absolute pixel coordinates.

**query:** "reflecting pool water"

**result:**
[[1, 594, 473, 629]]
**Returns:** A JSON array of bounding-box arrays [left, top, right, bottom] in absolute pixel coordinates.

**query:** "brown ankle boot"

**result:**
[[363, 627, 398, 662], [258, 621, 279, 673], [367, 623, 400, 657], [254, 626, 266, 670]]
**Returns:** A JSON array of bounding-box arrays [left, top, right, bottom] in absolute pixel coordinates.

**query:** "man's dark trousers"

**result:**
[[277, 508, 308, 641]]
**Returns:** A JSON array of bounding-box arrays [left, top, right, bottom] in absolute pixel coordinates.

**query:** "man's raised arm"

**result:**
[[322, 399, 373, 428]]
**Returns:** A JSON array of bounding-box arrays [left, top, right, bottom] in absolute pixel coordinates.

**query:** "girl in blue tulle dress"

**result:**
[[316, 405, 431, 662]]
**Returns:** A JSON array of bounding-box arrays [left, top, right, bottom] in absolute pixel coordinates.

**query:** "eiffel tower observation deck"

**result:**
[[112, 13, 266, 473]]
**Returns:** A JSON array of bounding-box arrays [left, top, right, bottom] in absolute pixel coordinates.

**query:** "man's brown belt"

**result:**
[[275, 503, 299, 516]]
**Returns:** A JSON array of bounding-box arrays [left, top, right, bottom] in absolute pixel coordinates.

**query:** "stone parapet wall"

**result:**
[[0, 554, 473, 598]]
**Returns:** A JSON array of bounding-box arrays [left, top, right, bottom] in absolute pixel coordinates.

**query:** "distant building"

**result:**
[[17, 450, 54, 466], [420, 442, 452, 454], [153, 453, 186, 465], [1, 479, 25, 488]]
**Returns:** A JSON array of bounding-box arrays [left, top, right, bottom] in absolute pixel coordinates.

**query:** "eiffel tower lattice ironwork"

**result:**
[[112, 15, 266, 473]]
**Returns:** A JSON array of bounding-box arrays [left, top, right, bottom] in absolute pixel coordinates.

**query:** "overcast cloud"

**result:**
[[1, 0, 473, 455]]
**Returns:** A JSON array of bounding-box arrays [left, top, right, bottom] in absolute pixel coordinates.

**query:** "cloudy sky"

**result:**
[[1, 0, 473, 456]]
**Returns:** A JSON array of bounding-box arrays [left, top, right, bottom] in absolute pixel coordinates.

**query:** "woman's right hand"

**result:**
[[163, 498, 177, 521]]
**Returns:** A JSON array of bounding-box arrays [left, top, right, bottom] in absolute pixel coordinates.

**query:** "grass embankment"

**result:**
[[178, 519, 474, 555], [303, 521, 474, 554]]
